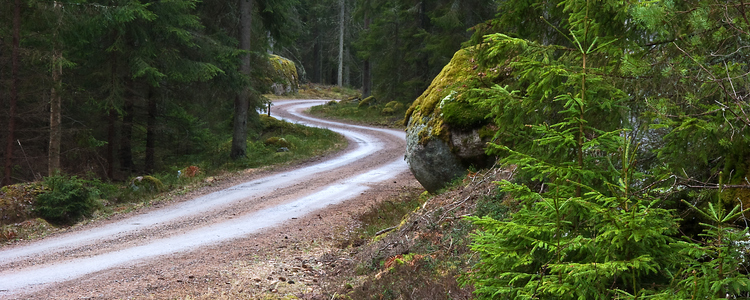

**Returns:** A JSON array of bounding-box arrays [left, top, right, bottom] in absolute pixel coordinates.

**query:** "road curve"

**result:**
[[0, 99, 409, 296]]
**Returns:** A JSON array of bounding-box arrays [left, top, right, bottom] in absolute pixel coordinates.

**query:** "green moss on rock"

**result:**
[[404, 47, 497, 144], [404, 47, 504, 192], [359, 96, 376, 108], [268, 55, 299, 95]]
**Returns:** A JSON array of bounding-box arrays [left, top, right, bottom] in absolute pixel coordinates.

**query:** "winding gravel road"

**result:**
[[0, 99, 411, 298]]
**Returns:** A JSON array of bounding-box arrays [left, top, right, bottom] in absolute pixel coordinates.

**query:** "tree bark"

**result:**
[[231, 0, 253, 160], [337, 0, 345, 87], [107, 109, 116, 180], [145, 88, 156, 173], [119, 80, 135, 173], [107, 47, 117, 180], [48, 2, 64, 177], [3, 0, 21, 186], [419, 0, 430, 84], [362, 12, 371, 97], [49, 50, 62, 176]]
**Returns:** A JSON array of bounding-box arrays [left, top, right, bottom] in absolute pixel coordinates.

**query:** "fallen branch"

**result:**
[[375, 226, 397, 236]]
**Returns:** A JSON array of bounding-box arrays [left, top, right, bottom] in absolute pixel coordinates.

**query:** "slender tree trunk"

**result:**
[[49, 50, 62, 176], [344, 45, 350, 87], [316, 36, 323, 83], [362, 12, 371, 97], [120, 80, 135, 173], [107, 47, 117, 180], [337, 0, 345, 87], [419, 0, 430, 85], [48, 2, 64, 177], [3, 0, 21, 186], [312, 34, 321, 83], [107, 109, 116, 179], [145, 88, 156, 173], [231, 0, 253, 160]]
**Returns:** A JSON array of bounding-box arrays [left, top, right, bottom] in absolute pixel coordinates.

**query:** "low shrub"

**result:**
[[35, 175, 101, 224]]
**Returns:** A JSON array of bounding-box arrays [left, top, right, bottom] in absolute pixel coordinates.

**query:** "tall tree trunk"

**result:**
[[419, 0, 430, 85], [3, 0, 20, 186], [362, 12, 371, 97], [107, 109, 116, 179], [49, 50, 62, 176], [145, 88, 156, 173], [337, 0, 345, 87], [48, 2, 64, 177], [316, 35, 323, 83], [119, 80, 135, 173], [231, 0, 253, 160], [107, 48, 117, 180]]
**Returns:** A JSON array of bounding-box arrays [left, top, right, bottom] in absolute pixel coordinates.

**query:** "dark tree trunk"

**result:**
[[107, 48, 117, 180], [3, 0, 20, 186], [145, 88, 156, 173], [107, 109, 116, 180], [337, 0, 344, 87], [231, 0, 253, 160], [49, 51, 62, 176], [419, 0, 430, 85], [313, 33, 321, 83], [119, 81, 135, 173], [362, 13, 371, 97]]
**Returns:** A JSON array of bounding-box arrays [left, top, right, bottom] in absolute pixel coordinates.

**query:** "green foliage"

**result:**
[[474, 191, 508, 221], [463, 0, 750, 298], [35, 175, 101, 224], [673, 201, 750, 299]]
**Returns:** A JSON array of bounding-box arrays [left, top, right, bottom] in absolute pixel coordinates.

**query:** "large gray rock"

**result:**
[[405, 122, 465, 193], [404, 48, 498, 193], [268, 55, 299, 95]]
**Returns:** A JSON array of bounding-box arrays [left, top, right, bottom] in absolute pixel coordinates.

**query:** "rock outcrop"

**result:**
[[269, 55, 299, 95], [404, 48, 500, 193]]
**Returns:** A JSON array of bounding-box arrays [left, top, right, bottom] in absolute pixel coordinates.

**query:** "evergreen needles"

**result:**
[[462, 0, 750, 298]]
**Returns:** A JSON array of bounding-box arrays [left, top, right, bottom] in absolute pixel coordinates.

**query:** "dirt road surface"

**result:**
[[0, 99, 420, 299]]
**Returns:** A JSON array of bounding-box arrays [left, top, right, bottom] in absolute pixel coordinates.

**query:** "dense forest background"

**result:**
[[0, 0, 499, 186], [0, 0, 506, 185]]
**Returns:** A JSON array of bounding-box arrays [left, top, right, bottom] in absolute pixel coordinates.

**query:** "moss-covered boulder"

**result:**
[[404, 48, 501, 192], [269, 55, 299, 95]]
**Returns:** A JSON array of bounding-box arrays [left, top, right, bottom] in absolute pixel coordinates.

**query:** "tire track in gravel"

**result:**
[[0, 99, 408, 295]]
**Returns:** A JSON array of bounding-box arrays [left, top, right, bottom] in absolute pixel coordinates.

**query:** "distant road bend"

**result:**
[[0, 99, 409, 296]]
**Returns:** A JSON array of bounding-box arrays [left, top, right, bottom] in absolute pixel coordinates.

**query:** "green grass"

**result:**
[[308, 99, 407, 128]]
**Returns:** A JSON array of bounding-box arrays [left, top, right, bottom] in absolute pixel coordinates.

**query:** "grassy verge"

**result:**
[[266, 83, 361, 101], [308, 99, 407, 128], [0, 114, 347, 245]]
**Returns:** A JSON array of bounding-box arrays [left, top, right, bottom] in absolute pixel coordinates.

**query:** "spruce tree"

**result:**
[[464, 0, 750, 298]]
